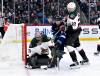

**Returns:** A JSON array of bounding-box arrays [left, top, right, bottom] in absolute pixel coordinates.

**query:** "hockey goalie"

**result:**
[[26, 31, 54, 69]]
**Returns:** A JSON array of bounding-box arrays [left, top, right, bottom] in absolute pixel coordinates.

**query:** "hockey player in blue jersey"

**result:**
[[50, 16, 66, 68]]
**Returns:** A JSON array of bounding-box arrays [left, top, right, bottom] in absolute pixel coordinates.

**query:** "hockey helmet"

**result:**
[[67, 2, 76, 13], [55, 16, 62, 25], [97, 17, 100, 25], [55, 15, 62, 21]]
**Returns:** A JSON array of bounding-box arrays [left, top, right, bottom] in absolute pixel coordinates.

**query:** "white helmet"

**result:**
[[97, 17, 100, 23], [67, 2, 76, 12]]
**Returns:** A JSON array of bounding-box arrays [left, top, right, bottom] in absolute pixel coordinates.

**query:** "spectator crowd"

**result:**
[[0, 0, 100, 25]]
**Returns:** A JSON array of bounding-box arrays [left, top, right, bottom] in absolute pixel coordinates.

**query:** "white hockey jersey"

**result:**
[[67, 13, 80, 30]]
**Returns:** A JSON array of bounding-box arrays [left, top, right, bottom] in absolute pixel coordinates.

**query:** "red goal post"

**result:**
[[22, 24, 27, 65]]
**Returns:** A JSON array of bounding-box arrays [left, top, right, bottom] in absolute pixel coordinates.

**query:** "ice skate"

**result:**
[[41, 65, 48, 70], [70, 61, 79, 69], [25, 64, 33, 69], [25, 64, 40, 69], [80, 59, 89, 65], [94, 51, 100, 55]]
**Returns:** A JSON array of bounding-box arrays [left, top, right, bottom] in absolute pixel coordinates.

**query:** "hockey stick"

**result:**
[[51, 30, 60, 42], [57, 57, 60, 70]]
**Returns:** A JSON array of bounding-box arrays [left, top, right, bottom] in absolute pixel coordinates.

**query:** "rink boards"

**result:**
[[27, 25, 100, 41], [3, 25, 100, 43]]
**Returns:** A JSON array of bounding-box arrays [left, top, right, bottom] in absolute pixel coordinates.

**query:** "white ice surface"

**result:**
[[0, 42, 28, 76], [28, 41, 100, 76], [0, 41, 100, 76]]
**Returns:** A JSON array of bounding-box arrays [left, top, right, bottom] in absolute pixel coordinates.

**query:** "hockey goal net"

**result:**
[[0, 24, 27, 65], [0, 24, 53, 65]]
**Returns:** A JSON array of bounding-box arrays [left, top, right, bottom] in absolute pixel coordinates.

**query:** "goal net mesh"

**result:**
[[0, 24, 27, 64]]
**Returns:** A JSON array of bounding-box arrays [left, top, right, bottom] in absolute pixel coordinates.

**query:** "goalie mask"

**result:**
[[67, 2, 76, 13]]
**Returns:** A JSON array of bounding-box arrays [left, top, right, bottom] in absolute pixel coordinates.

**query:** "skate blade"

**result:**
[[94, 53, 99, 56], [69, 65, 80, 69], [80, 62, 90, 66]]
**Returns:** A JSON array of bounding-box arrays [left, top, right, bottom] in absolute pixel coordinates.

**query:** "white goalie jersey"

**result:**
[[67, 13, 80, 30]]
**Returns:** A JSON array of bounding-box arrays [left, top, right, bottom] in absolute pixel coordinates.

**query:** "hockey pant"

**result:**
[[27, 54, 51, 68]]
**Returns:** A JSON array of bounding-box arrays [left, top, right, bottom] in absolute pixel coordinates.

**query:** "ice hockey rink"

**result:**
[[0, 40, 100, 76]]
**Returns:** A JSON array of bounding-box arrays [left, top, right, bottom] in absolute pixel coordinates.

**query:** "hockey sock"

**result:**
[[69, 51, 78, 62], [79, 49, 89, 61]]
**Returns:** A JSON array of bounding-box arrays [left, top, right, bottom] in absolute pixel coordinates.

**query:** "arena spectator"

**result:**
[[0, 0, 99, 25]]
